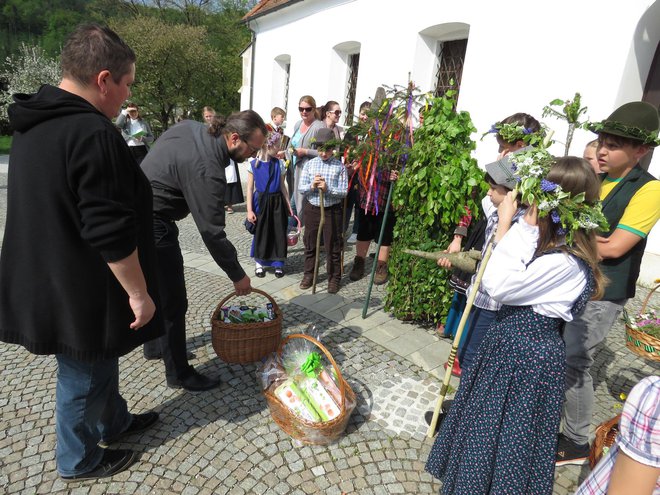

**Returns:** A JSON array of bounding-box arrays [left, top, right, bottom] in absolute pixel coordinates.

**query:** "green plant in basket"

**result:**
[[623, 279, 660, 361], [623, 279, 660, 339], [624, 308, 660, 338]]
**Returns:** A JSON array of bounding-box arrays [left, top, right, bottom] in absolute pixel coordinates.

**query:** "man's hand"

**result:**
[[233, 275, 252, 296], [129, 292, 156, 330]]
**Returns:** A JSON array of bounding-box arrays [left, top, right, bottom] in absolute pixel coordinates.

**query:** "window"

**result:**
[[413, 23, 470, 103], [272, 55, 291, 113], [345, 53, 360, 127], [283, 62, 291, 115], [332, 41, 361, 125], [435, 38, 468, 99]]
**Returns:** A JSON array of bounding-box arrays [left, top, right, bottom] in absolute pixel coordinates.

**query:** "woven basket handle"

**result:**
[[640, 280, 660, 314], [277, 333, 348, 410], [215, 288, 281, 317]]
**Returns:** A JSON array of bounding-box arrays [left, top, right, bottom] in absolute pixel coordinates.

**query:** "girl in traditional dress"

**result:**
[[426, 154, 606, 494], [246, 132, 292, 278]]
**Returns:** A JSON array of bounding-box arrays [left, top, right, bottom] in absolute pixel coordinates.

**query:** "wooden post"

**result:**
[[426, 236, 495, 437], [312, 190, 325, 294]]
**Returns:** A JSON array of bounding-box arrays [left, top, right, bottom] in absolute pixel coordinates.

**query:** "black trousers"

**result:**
[[129, 145, 148, 165], [144, 217, 193, 381]]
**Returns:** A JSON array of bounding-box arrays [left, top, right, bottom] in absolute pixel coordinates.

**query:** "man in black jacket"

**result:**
[[141, 110, 266, 391], [0, 24, 163, 481]]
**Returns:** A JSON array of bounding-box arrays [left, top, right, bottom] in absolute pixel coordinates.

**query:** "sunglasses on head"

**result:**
[[329, 110, 342, 116], [299, 106, 314, 113]]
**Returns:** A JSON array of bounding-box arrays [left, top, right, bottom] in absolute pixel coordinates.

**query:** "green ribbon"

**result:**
[[300, 352, 321, 377]]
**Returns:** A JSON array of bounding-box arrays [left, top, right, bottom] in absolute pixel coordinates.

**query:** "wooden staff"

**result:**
[[312, 189, 325, 294], [426, 235, 496, 437], [340, 193, 348, 277]]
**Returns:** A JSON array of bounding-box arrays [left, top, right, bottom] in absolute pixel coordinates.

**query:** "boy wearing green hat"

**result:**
[[557, 102, 660, 466]]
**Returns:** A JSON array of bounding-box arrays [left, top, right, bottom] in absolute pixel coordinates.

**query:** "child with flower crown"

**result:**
[[246, 131, 292, 278], [426, 153, 607, 494], [437, 113, 543, 375]]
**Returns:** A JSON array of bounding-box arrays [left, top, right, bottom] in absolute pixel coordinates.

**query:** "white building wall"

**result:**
[[244, 0, 660, 266]]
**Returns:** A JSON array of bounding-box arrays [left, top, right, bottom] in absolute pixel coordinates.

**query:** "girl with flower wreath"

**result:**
[[425, 154, 607, 494]]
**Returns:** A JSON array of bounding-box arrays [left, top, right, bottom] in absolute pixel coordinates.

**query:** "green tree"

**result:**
[[386, 94, 486, 322], [0, 43, 60, 126], [112, 15, 230, 132]]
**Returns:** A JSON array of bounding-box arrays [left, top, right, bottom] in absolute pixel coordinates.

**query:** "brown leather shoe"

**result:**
[[328, 280, 340, 294], [374, 261, 389, 285], [300, 275, 313, 289], [349, 256, 365, 281]]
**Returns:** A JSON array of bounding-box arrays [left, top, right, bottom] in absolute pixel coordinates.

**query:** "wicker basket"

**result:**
[[624, 281, 660, 362], [211, 288, 282, 364], [588, 413, 621, 469], [264, 333, 356, 445]]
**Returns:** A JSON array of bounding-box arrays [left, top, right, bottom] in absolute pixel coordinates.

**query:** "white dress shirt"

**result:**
[[481, 219, 589, 321]]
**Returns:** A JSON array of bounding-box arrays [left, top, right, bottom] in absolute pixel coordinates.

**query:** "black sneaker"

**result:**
[[61, 449, 137, 482], [98, 412, 159, 448], [556, 433, 590, 466], [167, 369, 222, 392]]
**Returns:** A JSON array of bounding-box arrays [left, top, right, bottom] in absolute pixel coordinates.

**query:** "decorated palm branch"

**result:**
[[342, 82, 429, 317]]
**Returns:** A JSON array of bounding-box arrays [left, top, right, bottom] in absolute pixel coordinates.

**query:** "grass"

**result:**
[[0, 135, 11, 154]]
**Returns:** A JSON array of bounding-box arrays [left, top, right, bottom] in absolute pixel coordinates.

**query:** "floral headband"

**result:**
[[311, 137, 342, 151], [267, 132, 282, 148], [587, 120, 660, 147], [482, 122, 547, 147], [509, 148, 609, 245]]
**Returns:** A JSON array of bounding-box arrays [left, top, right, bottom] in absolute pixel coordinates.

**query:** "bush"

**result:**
[[0, 44, 60, 127], [385, 94, 486, 322], [0, 135, 11, 154]]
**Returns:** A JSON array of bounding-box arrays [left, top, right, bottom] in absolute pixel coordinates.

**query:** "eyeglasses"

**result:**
[[299, 107, 314, 113], [329, 110, 342, 117], [241, 137, 262, 155]]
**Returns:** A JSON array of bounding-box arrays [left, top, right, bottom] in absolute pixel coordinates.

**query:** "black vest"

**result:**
[[599, 165, 655, 300]]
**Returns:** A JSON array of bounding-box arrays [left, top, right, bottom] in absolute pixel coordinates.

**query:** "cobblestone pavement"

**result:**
[[1, 171, 659, 494]]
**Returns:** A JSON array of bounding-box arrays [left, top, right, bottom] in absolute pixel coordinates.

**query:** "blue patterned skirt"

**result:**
[[425, 304, 565, 495]]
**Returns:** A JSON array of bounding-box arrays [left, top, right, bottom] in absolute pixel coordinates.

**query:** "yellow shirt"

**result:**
[[601, 177, 660, 238]]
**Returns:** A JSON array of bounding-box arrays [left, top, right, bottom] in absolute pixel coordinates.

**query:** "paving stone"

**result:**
[[1, 173, 657, 494]]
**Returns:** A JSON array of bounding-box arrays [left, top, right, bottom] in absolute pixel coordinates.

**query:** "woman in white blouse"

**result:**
[[426, 156, 606, 495], [116, 103, 154, 165]]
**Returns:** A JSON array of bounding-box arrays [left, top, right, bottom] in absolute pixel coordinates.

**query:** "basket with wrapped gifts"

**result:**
[[211, 288, 282, 364], [259, 333, 356, 445]]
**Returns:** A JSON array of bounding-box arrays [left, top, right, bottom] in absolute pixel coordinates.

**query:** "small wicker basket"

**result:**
[[588, 414, 621, 469], [263, 334, 356, 445], [624, 280, 660, 362], [211, 288, 282, 364]]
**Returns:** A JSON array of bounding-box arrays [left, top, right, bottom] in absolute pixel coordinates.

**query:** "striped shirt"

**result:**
[[299, 156, 348, 207], [468, 197, 526, 311], [575, 375, 660, 495]]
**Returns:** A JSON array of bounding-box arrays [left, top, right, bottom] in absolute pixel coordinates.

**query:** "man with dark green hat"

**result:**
[[556, 102, 660, 466]]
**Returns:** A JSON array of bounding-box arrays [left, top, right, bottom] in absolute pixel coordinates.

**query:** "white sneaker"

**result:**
[[347, 233, 358, 244]]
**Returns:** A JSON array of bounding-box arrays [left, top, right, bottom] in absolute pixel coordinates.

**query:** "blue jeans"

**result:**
[[457, 306, 497, 372], [55, 354, 132, 476]]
